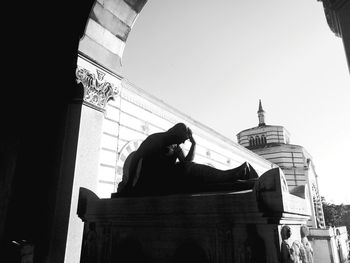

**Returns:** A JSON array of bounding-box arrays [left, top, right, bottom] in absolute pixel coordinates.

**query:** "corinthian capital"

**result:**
[[76, 66, 119, 109]]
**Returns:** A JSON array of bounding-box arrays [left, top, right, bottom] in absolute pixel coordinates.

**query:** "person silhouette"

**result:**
[[119, 123, 258, 195], [280, 225, 293, 263]]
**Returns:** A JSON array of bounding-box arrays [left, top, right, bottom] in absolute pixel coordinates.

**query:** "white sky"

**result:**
[[122, 0, 350, 204]]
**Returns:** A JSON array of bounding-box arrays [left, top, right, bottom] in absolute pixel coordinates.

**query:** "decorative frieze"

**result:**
[[76, 66, 119, 109]]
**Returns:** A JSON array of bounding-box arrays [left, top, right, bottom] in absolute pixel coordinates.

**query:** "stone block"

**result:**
[[79, 35, 122, 75], [77, 168, 311, 262], [91, 2, 131, 41]]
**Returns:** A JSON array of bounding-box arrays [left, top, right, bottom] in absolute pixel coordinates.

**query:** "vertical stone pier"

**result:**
[[48, 61, 119, 263]]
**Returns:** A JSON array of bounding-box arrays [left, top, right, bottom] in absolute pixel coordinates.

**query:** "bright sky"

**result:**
[[122, 0, 350, 204]]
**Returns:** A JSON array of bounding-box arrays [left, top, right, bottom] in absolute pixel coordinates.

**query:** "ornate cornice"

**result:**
[[76, 66, 119, 109]]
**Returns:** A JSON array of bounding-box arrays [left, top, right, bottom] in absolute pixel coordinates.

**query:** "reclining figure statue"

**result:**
[[117, 123, 258, 196]]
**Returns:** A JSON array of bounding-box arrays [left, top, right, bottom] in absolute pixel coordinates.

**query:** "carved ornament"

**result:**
[[76, 66, 119, 109]]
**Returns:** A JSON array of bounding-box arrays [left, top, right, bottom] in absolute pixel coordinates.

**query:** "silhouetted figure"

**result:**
[[119, 123, 258, 196], [281, 225, 293, 263], [291, 240, 304, 263]]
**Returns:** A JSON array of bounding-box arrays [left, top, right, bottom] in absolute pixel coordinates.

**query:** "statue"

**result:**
[[291, 240, 305, 263], [300, 225, 313, 263], [118, 123, 258, 196], [280, 225, 293, 263]]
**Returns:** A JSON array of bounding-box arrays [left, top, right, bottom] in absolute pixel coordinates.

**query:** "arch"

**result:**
[[78, 0, 148, 75], [261, 134, 267, 144]]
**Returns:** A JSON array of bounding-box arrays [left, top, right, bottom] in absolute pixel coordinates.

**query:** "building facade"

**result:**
[[236, 100, 326, 228], [76, 56, 274, 199]]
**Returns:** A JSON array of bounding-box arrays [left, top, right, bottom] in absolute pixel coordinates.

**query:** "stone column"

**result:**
[[48, 65, 119, 263]]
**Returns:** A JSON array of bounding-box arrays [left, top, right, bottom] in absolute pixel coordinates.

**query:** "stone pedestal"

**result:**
[[309, 226, 350, 263], [77, 168, 311, 263]]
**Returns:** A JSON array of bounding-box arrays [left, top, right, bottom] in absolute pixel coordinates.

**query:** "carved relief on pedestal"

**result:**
[[76, 66, 119, 109]]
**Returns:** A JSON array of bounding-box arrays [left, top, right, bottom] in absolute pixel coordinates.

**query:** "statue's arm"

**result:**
[[184, 128, 196, 162], [174, 146, 185, 162]]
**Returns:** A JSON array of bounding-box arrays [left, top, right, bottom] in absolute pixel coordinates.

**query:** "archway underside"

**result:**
[[79, 0, 148, 75]]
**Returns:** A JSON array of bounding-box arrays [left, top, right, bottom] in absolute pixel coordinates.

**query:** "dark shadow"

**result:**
[[80, 222, 98, 263], [1, 0, 95, 261], [112, 236, 149, 263], [240, 224, 266, 263], [172, 241, 209, 263]]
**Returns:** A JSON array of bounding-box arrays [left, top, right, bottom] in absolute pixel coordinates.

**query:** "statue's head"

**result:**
[[281, 225, 291, 240], [300, 225, 309, 238], [167, 123, 189, 144]]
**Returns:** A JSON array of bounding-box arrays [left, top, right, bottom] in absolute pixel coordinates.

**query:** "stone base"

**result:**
[[77, 168, 311, 263], [309, 227, 350, 263]]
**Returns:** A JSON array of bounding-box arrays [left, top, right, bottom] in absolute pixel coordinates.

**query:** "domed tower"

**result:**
[[237, 100, 291, 149], [237, 101, 325, 228]]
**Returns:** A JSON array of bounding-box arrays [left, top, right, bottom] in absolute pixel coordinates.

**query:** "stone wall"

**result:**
[[309, 226, 350, 263], [251, 144, 325, 228], [252, 144, 309, 188]]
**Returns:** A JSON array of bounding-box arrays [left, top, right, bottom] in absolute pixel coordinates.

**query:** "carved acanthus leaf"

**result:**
[[76, 66, 119, 109]]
